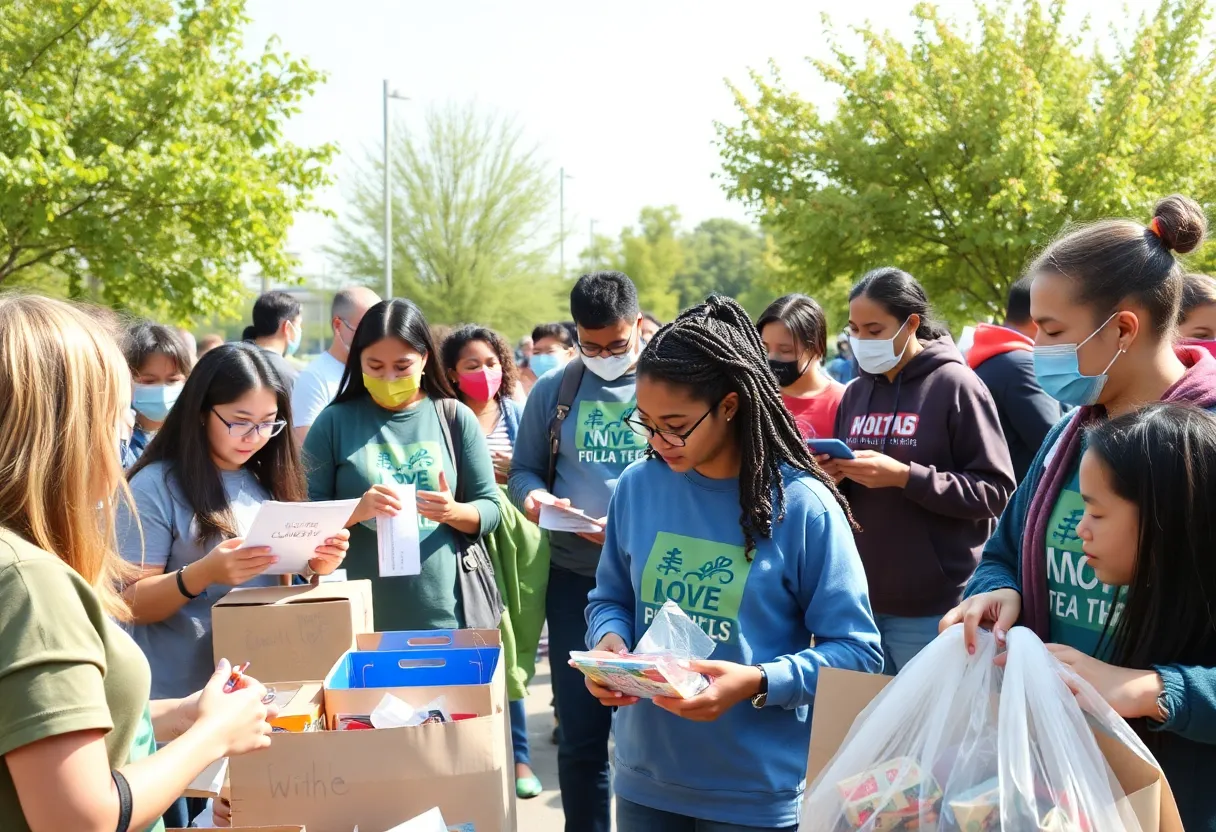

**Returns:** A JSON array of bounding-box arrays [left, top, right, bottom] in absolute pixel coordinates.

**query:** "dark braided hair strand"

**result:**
[[638, 295, 857, 557]]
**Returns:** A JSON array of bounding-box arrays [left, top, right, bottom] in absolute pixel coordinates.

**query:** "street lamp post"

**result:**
[[382, 80, 410, 300], [559, 167, 573, 277]]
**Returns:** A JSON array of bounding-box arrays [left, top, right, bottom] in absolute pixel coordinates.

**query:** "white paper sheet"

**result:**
[[186, 757, 227, 797], [539, 502, 604, 534], [377, 484, 421, 577], [241, 499, 360, 575], [383, 807, 448, 832]]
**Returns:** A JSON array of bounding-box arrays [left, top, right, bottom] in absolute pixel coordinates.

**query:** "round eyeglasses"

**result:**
[[211, 408, 287, 439]]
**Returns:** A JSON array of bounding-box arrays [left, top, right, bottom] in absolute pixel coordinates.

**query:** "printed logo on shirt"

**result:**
[[639, 532, 753, 644], [575, 400, 646, 465], [1045, 477, 1123, 649], [364, 440, 444, 531], [847, 412, 920, 448]]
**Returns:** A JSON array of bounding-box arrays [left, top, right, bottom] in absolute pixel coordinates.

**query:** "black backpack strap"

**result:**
[[547, 358, 585, 492], [434, 398, 466, 502]]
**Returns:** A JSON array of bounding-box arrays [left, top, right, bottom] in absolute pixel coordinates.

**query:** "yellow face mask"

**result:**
[[364, 372, 421, 408]]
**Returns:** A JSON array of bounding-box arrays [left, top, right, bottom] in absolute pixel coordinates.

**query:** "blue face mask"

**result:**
[[285, 320, 303, 357], [1033, 313, 1125, 407], [132, 382, 183, 423], [529, 353, 565, 378]]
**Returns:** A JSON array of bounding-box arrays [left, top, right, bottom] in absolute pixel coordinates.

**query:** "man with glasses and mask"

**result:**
[[291, 286, 381, 442], [509, 270, 645, 832]]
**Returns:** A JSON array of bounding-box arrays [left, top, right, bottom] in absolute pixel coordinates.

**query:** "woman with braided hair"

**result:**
[[584, 295, 882, 831]]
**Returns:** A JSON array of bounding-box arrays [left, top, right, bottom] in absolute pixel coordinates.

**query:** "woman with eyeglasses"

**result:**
[[584, 295, 882, 832], [118, 343, 348, 712], [304, 299, 502, 633]]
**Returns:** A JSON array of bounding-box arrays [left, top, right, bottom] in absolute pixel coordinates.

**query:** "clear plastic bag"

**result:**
[[800, 625, 1157, 831], [569, 600, 716, 699]]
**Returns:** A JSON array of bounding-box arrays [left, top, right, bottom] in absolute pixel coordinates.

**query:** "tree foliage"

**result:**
[[582, 207, 775, 320], [718, 0, 1216, 327], [328, 103, 564, 337], [0, 0, 333, 320]]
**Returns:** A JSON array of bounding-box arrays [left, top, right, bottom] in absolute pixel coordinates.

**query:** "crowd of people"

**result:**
[[1, 193, 1215, 832]]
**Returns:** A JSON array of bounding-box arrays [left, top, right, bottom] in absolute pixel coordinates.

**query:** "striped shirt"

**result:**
[[486, 415, 513, 455]]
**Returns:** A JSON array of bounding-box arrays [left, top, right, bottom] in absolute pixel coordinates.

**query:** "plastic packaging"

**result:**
[[800, 625, 1156, 831], [569, 600, 716, 699]]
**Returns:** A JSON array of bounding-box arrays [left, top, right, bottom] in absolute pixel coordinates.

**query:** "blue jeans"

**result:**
[[617, 798, 797, 831], [547, 565, 612, 832], [509, 697, 531, 767], [874, 614, 941, 675]]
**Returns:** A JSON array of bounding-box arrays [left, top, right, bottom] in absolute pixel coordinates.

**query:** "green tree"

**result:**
[[329, 103, 564, 336], [674, 218, 770, 314], [617, 206, 684, 321], [0, 0, 333, 320], [718, 0, 1216, 328]]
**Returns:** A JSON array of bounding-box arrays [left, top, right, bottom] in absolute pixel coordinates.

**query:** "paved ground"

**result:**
[[515, 658, 570, 831]]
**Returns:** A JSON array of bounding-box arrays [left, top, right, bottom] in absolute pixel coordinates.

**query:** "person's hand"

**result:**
[[815, 454, 847, 484], [492, 450, 512, 484], [198, 538, 276, 588], [417, 471, 460, 525], [834, 450, 911, 489], [193, 659, 278, 757], [350, 484, 404, 526], [212, 796, 232, 827], [162, 690, 203, 740], [939, 588, 1022, 655], [308, 528, 349, 575], [653, 660, 763, 722], [523, 490, 568, 524], [578, 634, 639, 707], [578, 516, 607, 545], [1046, 644, 1165, 720]]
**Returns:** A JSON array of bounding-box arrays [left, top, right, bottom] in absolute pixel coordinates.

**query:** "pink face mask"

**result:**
[[457, 367, 503, 402]]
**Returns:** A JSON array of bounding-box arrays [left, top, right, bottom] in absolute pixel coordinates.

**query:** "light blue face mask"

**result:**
[[132, 382, 183, 422], [528, 352, 565, 378], [1033, 312, 1125, 407], [285, 320, 303, 357]]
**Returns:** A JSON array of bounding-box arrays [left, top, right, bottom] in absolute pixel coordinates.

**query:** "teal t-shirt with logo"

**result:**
[[1045, 441, 1125, 656], [303, 396, 502, 632]]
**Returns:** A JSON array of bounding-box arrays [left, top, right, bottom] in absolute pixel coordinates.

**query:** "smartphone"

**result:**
[[808, 438, 856, 460]]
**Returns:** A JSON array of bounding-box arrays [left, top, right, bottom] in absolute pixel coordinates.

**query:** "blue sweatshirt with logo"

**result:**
[[508, 365, 642, 576], [586, 458, 883, 827]]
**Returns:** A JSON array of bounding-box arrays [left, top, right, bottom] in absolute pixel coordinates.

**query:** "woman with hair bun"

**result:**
[[944, 195, 1216, 668], [820, 267, 1015, 673]]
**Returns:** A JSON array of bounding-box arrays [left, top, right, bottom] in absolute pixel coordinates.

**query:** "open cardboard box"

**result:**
[[806, 668, 1184, 831], [212, 581, 373, 684], [228, 630, 514, 832]]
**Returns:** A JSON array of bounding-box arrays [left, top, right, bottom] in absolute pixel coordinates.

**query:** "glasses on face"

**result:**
[[623, 400, 722, 448], [211, 408, 287, 439], [577, 327, 635, 358], [338, 318, 356, 332]]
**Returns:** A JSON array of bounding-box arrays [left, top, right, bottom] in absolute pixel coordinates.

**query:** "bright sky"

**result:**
[[244, 0, 1161, 278]]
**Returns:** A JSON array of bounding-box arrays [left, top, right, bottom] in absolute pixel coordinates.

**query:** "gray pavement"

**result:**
[[515, 658, 569, 831]]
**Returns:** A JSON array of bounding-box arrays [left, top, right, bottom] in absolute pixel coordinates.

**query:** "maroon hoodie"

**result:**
[[835, 337, 1016, 617]]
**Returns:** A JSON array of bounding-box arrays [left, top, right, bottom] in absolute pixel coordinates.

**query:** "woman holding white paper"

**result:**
[[118, 343, 349, 706], [303, 299, 502, 633]]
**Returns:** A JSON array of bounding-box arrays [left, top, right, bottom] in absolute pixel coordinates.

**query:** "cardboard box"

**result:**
[[323, 630, 502, 728], [229, 630, 514, 832], [805, 668, 1184, 832], [212, 581, 373, 684], [268, 682, 325, 733], [168, 828, 304, 831]]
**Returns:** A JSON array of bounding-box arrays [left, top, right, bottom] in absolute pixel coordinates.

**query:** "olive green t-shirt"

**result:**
[[0, 528, 162, 832]]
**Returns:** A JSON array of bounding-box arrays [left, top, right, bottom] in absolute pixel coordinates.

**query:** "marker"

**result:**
[[223, 661, 251, 693]]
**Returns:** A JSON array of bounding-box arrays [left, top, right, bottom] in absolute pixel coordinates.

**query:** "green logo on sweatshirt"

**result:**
[[639, 532, 752, 644], [366, 441, 444, 531], [574, 400, 646, 466]]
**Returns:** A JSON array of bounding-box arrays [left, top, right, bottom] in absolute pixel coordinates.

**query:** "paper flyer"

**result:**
[[241, 499, 360, 575], [568, 651, 709, 699], [539, 502, 603, 534], [377, 484, 421, 577]]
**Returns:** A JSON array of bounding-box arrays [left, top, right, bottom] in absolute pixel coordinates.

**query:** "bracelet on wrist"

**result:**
[[176, 566, 202, 600]]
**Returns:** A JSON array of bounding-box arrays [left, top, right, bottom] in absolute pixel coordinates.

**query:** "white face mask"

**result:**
[[850, 318, 912, 375], [584, 326, 639, 382]]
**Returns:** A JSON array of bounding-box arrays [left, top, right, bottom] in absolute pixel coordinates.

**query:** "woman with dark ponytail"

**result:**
[[585, 295, 882, 831], [944, 199, 1216, 816], [821, 267, 1015, 673]]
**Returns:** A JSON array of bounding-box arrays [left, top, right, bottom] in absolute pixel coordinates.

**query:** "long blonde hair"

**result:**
[[0, 295, 135, 619]]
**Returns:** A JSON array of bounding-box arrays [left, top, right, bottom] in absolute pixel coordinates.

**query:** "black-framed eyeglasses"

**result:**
[[211, 408, 288, 439], [577, 325, 636, 358], [622, 399, 723, 448]]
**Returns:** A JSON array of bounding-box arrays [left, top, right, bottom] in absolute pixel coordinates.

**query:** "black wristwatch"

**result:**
[[751, 665, 769, 709]]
